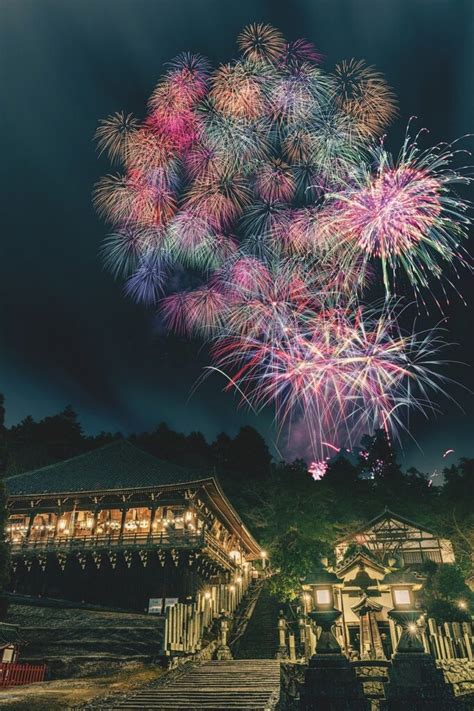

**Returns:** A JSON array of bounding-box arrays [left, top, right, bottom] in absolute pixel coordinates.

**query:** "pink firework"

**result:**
[[324, 133, 471, 296], [94, 25, 470, 463], [211, 304, 450, 460]]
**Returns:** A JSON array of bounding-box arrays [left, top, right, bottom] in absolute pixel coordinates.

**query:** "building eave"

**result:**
[[335, 508, 436, 545]]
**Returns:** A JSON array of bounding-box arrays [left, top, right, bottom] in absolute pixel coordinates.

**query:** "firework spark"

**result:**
[[94, 25, 471, 462]]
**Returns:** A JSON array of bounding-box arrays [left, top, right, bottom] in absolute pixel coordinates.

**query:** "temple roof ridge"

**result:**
[[335, 508, 436, 545]]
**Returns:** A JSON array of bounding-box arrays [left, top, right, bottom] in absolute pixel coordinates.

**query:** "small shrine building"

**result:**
[[303, 509, 455, 659]]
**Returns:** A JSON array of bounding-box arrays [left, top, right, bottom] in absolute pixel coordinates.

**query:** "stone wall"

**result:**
[[437, 659, 474, 699]]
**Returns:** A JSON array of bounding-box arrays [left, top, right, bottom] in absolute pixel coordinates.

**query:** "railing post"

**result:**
[[149, 506, 157, 542], [119, 508, 127, 541], [25, 512, 35, 541]]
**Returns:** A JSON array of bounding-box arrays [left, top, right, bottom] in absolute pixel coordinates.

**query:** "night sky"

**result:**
[[1, 0, 473, 473]]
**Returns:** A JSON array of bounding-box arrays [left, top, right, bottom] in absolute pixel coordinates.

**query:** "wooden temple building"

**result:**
[[4, 440, 262, 610], [303, 510, 456, 660]]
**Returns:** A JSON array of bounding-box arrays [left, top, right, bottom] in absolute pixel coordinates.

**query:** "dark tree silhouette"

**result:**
[[228, 426, 271, 480]]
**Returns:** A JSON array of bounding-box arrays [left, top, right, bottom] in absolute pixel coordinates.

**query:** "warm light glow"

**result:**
[[204, 591, 211, 600], [229, 585, 236, 593], [58, 519, 67, 531], [315, 589, 331, 605], [235, 576, 242, 584], [260, 550, 267, 559], [408, 623, 417, 634], [185, 511, 193, 522], [458, 600, 467, 610], [393, 588, 411, 606]]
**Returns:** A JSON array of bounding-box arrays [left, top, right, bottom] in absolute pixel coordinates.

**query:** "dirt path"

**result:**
[[0, 665, 165, 710]]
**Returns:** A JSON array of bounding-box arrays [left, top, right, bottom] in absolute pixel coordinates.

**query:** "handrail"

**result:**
[[9, 529, 206, 552]]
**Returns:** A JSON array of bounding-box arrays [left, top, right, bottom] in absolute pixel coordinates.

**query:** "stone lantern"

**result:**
[[384, 569, 457, 707], [385, 569, 424, 654], [300, 562, 366, 710], [301, 565, 342, 655], [216, 610, 233, 660]]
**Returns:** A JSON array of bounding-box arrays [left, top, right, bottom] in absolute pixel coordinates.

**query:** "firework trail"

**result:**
[[94, 24, 472, 461]]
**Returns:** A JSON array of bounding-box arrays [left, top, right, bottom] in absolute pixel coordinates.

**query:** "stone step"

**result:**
[[109, 659, 280, 710]]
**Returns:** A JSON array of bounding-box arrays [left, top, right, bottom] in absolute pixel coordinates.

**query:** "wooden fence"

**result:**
[[422, 619, 473, 661], [163, 564, 253, 655], [291, 617, 473, 664], [0, 663, 46, 687]]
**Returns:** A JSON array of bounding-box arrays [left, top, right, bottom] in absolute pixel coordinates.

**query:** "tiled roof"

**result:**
[[5, 440, 205, 496]]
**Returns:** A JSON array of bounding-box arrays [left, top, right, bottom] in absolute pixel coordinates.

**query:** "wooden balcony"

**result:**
[[8, 528, 236, 570]]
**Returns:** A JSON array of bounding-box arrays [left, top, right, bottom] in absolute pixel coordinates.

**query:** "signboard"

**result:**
[[148, 598, 163, 614], [164, 597, 179, 611]]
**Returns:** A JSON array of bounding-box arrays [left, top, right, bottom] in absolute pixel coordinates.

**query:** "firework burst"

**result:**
[[324, 130, 472, 297], [94, 24, 472, 462], [332, 59, 397, 136]]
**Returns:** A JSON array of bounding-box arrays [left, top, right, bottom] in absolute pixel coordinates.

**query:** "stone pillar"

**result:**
[[276, 610, 289, 659], [288, 632, 296, 662]]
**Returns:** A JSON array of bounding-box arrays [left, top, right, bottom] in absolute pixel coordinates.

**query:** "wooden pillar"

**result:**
[[25, 511, 35, 540], [119, 507, 127, 540], [52, 510, 61, 540], [149, 506, 157, 539], [69, 507, 77, 537], [90, 508, 99, 536]]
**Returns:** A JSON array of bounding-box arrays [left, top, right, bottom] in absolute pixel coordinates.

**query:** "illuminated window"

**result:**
[[393, 589, 411, 606], [315, 589, 331, 605]]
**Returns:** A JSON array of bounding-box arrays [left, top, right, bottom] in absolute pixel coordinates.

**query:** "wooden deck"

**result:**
[[110, 659, 281, 710]]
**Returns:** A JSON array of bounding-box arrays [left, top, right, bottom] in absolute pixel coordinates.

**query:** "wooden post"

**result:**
[[164, 609, 169, 654], [309, 624, 317, 656], [52, 510, 61, 540], [90, 508, 99, 537], [421, 630, 430, 654], [119, 508, 127, 540], [463, 630, 473, 661], [149, 506, 157, 540], [389, 617, 398, 654], [25, 512, 35, 541]]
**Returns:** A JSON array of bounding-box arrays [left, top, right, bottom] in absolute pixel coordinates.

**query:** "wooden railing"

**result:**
[[10, 529, 206, 553], [0, 663, 46, 687], [9, 528, 237, 569]]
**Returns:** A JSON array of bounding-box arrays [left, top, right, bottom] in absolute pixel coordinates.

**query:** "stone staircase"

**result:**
[[110, 659, 281, 709], [233, 584, 280, 660]]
